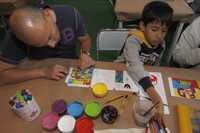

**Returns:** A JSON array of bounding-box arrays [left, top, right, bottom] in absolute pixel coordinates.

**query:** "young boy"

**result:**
[[115, 1, 173, 121]]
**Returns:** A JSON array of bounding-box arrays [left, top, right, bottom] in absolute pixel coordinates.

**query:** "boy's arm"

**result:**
[[124, 36, 164, 119], [0, 60, 68, 86], [124, 36, 146, 81], [146, 86, 164, 121]]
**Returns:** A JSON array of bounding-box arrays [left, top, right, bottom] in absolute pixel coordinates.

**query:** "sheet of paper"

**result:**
[[91, 68, 116, 90]]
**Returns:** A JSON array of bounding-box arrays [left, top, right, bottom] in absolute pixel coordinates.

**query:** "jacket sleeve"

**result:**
[[123, 36, 153, 91], [172, 17, 200, 67]]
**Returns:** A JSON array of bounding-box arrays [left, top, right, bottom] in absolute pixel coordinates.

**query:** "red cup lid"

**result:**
[[75, 116, 94, 133]]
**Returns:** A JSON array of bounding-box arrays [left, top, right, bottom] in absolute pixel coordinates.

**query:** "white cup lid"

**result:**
[[57, 115, 76, 133]]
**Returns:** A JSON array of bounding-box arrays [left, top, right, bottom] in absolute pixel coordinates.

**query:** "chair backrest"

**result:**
[[96, 29, 130, 60]]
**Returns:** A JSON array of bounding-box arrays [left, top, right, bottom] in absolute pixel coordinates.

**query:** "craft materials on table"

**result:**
[[101, 105, 118, 124], [91, 69, 169, 114], [9, 89, 41, 121], [57, 115, 76, 133], [168, 77, 200, 100], [41, 112, 59, 131], [132, 97, 156, 127], [65, 67, 94, 88], [92, 82, 108, 97], [146, 119, 171, 133], [75, 116, 94, 133], [67, 101, 84, 118], [85, 101, 102, 118], [65, 67, 169, 115], [51, 99, 67, 115], [176, 104, 200, 133]]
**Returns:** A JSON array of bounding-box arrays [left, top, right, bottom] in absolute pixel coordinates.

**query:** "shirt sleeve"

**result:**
[[0, 30, 27, 64], [123, 36, 153, 91], [74, 8, 87, 37], [172, 17, 200, 67]]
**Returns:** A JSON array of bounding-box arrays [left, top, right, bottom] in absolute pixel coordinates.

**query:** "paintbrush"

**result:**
[[143, 101, 160, 116], [103, 94, 128, 104]]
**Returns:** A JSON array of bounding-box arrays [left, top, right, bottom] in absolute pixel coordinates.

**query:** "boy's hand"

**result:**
[[42, 65, 68, 80], [79, 53, 95, 70], [146, 86, 164, 122], [154, 101, 164, 123]]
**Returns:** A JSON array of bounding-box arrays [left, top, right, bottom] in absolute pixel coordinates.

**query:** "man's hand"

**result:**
[[42, 65, 68, 80], [79, 53, 95, 70]]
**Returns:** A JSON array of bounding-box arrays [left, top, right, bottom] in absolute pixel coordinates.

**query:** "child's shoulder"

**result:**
[[127, 29, 151, 48]]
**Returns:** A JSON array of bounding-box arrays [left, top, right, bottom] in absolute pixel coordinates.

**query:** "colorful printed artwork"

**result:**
[[65, 67, 94, 88], [169, 77, 200, 100]]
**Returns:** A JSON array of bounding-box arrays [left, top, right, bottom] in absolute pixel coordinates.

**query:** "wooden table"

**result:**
[[0, 0, 30, 15], [0, 58, 200, 133]]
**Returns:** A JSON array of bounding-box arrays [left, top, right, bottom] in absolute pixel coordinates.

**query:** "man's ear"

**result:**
[[42, 9, 56, 23], [139, 21, 145, 32]]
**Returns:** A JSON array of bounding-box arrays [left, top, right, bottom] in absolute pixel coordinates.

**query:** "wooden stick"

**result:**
[[104, 95, 128, 104]]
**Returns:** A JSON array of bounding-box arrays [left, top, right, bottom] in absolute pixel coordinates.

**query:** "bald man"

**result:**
[[0, 5, 94, 86]]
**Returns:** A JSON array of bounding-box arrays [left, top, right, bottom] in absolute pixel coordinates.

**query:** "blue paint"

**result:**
[[67, 101, 84, 118]]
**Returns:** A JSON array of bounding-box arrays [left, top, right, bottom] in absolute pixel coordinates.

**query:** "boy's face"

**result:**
[[139, 21, 168, 48]]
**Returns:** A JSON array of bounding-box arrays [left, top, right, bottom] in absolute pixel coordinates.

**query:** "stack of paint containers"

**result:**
[[41, 99, 94, 133], [9, 89, 41, 121], [41, 82, 122, 133]]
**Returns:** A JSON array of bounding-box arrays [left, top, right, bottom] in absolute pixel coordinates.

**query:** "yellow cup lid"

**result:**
[[92, 83, 108, 97]]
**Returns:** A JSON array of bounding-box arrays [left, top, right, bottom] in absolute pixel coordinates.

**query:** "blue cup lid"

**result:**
[[67, 101, 84, 118]]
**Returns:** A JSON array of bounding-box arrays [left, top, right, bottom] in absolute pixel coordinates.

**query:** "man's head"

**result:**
[[139, 1, 173, 48], [9, 6, 60, 48]]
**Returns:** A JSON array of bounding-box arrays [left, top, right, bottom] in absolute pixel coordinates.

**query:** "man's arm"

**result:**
[[78, 34, 95, 69], [173, 17, 200, 67], [0, 60, 68, 86], [0, 60, 45, 85], [78, 34, 91, 52]]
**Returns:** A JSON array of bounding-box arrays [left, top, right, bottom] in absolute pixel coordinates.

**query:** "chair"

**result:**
[[96, 29, 130, 60]]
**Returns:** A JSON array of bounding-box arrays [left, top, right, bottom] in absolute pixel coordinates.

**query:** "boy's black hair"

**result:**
[[141, 1, 173, 27]]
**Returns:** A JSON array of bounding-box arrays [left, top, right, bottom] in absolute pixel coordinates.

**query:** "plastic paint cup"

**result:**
[[11, 96, 41, 121], [85, 101, 102, 118], [41, 112, 59, 131], [67, 101, 84, 118], [75, 116, 94, 133], [92, 83, 108, 97], [101, 105, 118, 124], [133, 98, 156, 127], [57, 115, 76, 133], [52, 99, 67, 115]]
